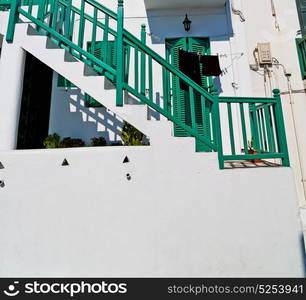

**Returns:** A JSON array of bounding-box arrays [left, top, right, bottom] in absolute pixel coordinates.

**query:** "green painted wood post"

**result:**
[[64, 0, 72, 39], [260, 108, 268, 151], [240, 103, 249, 154], [211, 90, 224, 169], [264, 104, 276, 152], [116, 0, 124, 106], [51, 0, 59, 31], [77, 0, 85, 48], [28, 0, 34, 14], [134, 46, 139, 91], [273, 89, 290, 166], [140, 24, 146, 96], [102, 15, 109, 62], [256, 109, 264, 152], [227, 102, 236, 155], [6, 0, 21, 42], [249, 103, 260, 150], [37, 0, 47, 32]]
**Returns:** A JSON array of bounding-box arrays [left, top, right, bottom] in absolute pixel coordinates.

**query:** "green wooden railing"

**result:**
[[219, 89, 289, 166], [0, 0, 290, 169], [296, 36, 306, 79]]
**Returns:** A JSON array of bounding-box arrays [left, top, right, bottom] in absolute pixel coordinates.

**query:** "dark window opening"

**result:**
[[17, 52, 53, 149]]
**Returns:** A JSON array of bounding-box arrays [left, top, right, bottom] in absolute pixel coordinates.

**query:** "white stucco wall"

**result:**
[[0, 144, 304, 277], [240, 0, 306, 209]]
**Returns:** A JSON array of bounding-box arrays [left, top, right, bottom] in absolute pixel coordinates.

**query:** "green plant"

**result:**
[[43, 133, 61, 149], [248, 137, 254, 151], [59, 137, 85, 148], [120, 122, 145, 146], [91, 136, 107, 146]]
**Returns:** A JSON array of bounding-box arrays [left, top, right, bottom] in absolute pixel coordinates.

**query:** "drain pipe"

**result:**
[[286, 73, 306, 206]]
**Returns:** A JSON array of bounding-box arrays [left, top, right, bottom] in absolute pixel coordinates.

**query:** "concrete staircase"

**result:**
[[0, 11, 177, 146]]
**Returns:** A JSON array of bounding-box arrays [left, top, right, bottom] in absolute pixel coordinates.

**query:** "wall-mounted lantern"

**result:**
[[183, 14, 192, 32]]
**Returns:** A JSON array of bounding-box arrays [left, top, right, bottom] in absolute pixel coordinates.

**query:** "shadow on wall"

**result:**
[[50, 86, 124, 145]]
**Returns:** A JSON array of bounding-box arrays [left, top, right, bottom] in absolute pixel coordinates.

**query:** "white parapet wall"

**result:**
[[0, 144, 304, 277]]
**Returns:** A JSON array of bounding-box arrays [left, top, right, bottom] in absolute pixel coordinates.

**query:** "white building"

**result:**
[[0, 0, 305, 277]]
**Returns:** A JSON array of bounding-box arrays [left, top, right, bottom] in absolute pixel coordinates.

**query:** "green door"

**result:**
[[166, 37, 214, 152]]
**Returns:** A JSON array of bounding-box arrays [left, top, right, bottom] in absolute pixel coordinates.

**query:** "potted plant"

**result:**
[[120, 122, 145, 146], [59, 137, 85, 148], [248, 138, 261, 163], [43, 133, 61, 149]]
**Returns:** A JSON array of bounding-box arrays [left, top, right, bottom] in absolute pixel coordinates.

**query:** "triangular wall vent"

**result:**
[[62, 159, 70, 166], [123, 156, 130, 163]]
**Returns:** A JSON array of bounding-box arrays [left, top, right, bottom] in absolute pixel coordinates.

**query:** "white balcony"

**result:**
[[144, 0, 227, 10]]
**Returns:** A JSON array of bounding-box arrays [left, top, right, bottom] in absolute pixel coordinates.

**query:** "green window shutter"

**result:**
[[188, 37, 213, 152], [167, 38, 190, 137], [57, 74, 76, 88], [87, 40, 117, 68], [296, 0, 306, 35], [166, 37, 213, 152]]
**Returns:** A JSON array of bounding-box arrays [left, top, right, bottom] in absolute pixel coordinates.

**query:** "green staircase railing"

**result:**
[[0, 0, 290, 169], [219, 90, 289, 166]]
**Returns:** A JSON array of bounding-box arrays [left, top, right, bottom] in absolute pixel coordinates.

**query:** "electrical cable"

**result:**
[[286, 75, 306, 205]]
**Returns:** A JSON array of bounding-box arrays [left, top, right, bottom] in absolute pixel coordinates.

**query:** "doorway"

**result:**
[[17, 52, 53, 149], [166, 37, 214, 152]]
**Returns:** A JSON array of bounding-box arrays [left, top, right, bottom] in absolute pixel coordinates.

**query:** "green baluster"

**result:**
[[58, 3, 65, 35], [91, 7, 97, 60], [189, 87, 197, 131], [264, 103, 276, 153], [134, 46, 139, 92], [201, 95, 212, 146], [28, 0, 33, 14], [227, 102, 236, 155], [250, 103, 260, 150], [64, 0, 72, 39], [102, 15, 109, 63], [51, 0, 59, 31], [148, 56, 153, 101], [140, 24, 146, 96], [69, 10, 75, 42], [125, 44, 131, 83], [239, 103, 248, 154], [78, 0, 85, 49], [257, 108, 264, 152], [211, 91, 224, 169], [116, 0, 124, 106], [272, 89, 290, 166], [36, 0, 46, 32], [260, 108, 268, 151]]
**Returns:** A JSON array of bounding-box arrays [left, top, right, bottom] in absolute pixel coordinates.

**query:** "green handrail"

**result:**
[[5, 0, 218, 152]]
